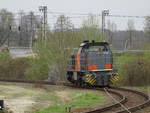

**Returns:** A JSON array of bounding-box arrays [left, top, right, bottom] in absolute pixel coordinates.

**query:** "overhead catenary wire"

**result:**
[[0, 10, 148, 19]]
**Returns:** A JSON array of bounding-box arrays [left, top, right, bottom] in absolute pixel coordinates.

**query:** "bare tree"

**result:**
[[54, 15, 74, 49], [0, 9, 14, 46], [107, 20, 117, 43], [145, 16, 150, 39], [82, 14, 99, 28], [54, 15, 74, 32], [17, 11, 41, 47], [80, 14, 102, 41]]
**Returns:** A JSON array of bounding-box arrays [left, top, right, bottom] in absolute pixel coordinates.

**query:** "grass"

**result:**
[[0, 82, 107, 113], [33, 90, 106, 113], [69, 91, 106, 107]]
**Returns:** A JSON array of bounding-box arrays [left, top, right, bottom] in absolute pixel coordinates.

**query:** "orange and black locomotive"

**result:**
[[67, 40, 119, 87]]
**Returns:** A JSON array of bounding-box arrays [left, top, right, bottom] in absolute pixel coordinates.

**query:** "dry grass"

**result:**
[[123, 57, 150, 86]]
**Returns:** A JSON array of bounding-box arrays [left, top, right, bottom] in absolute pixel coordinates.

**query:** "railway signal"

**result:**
[[102, 10, 109, 38]]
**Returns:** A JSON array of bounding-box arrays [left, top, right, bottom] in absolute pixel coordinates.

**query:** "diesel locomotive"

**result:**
[[67, 40, 119, 87]]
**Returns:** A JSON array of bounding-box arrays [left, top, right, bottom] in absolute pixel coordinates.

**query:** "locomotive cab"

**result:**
[[67, 40, 119, 87]]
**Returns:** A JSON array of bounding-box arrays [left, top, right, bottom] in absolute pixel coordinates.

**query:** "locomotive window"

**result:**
[[85, 45, 109, 52]]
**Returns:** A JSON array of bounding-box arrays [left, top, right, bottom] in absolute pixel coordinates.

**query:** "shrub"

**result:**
[[123, 57, 150, 86], [117, 47, 150, 86], [25, 57, 50, 81], [0, 51, 29, 79]]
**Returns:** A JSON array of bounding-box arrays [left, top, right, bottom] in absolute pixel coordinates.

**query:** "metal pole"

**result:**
[[19, 12, 23, 46], [101, 10, 109, 40], [8, 25, 12, 47], [30, 12, 33, 48], [43, 6, 47, 45], [102, 11, 104, 37], [39, 6, 47, 46]]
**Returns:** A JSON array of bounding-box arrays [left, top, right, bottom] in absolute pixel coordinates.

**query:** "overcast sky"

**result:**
[[0, 0, 150, 30]]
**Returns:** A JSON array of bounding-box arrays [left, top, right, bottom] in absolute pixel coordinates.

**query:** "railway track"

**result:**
[[83, 87, 150, 113], [0, 79, 150, 113], [110, 87, 150, 113]]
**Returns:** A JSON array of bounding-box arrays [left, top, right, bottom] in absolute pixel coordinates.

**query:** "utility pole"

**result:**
[[30, 12, 34, 48], [127, 20, 134, 49], [59, 15, 64, 49], [102, 10, 109, 39], [39, 6, 47, 45], [129, 30, 132, 48], [19, 12, 23, 46], [8, 25, 12, 47]]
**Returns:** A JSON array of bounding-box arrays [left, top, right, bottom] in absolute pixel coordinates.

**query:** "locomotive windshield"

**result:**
[[80, 44, 110, 54], [86, 45, 109, 51], [78, 41, 110, 54]]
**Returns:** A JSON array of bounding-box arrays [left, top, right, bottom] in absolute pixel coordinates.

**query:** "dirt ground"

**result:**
[[0, 82, 72, 113], [0, 82, 110, 113], [0, 82, 46, 113]]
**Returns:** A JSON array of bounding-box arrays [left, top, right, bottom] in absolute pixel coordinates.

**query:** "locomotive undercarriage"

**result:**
[[67, 70, 112, 87]]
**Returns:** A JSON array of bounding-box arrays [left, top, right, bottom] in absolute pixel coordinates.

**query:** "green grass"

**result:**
[[33, 91, 106, 113], [69, 91, 106, 107]]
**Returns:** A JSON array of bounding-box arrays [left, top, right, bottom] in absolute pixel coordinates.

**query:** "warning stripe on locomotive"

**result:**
[[110, 75, 119, 83], [85, 74, 96, 85]]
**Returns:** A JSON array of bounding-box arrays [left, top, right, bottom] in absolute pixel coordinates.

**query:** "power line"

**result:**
[[108, 15, 146, 18], [48, 11, 91, 16], [0, 11, 148, 19], [47, 11, 148, 19]]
